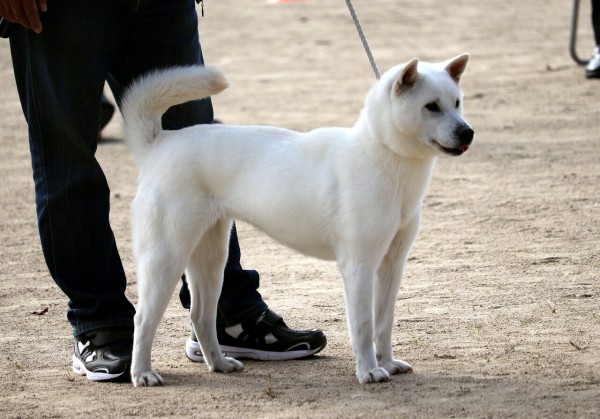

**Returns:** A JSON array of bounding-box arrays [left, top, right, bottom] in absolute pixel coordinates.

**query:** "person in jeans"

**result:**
[[587, 0, 600, 77], [2, 0, 326, 382]]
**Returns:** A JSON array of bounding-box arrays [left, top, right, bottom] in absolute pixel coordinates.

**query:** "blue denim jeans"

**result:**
[[9, 0, 266, 336]]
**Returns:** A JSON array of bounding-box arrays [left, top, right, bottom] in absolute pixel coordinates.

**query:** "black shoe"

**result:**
[[586, 47, 600, 78], [72, 328, 133, 382], [185, 310, 327, 361]]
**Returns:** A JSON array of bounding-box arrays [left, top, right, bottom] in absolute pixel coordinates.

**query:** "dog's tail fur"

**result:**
[[121, 65, 229, 160]]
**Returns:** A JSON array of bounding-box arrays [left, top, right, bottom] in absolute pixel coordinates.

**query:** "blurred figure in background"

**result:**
[[586, 0, 600, 77]]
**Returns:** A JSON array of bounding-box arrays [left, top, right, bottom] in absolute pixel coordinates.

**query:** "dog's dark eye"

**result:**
[[425, 102, 440, 113], [455, 99, 460, 108]]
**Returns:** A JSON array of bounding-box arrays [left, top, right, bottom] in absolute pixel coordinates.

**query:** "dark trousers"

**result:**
[[9, 0, 266, 336], [593, 0, 600, 45]]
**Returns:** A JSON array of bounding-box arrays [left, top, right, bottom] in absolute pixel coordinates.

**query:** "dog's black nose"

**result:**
[[456, 125, 474, 144]]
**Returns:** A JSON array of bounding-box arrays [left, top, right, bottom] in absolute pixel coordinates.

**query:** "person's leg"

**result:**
[[9, 0, 138, 382], [9, 0, 136, 337], [106, 0, 326, 361], [592, 0, 600, 45], [99, 94, 115, 136], [106, 0, 267, 325], [587, 0, 600, 78]]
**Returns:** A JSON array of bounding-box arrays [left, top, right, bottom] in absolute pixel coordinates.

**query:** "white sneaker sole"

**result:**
[[72, 354, 127, 381]]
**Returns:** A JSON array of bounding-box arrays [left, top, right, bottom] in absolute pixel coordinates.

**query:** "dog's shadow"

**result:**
[[151, 366, 546, 417], [154, 354, 421, 391]]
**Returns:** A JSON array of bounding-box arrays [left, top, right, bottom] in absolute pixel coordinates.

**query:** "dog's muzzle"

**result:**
[[455, 124, 474, 147], [431, 123, 474, 156]]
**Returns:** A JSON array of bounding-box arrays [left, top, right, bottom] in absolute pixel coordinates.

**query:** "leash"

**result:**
[[344, 0, 380, 79]]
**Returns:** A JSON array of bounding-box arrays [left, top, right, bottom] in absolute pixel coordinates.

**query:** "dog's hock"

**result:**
[[393, 58, 419, 96]]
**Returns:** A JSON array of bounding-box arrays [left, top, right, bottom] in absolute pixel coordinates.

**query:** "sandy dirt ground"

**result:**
[[1, 0, 599, 417]]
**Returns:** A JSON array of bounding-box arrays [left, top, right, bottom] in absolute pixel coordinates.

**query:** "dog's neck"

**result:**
[[350, 116, 436, 207], [355, 113, 436, 167]]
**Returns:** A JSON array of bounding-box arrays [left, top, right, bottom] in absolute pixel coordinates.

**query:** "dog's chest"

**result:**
[[390, 187, 423, 232], [387, 162, 433, 229]]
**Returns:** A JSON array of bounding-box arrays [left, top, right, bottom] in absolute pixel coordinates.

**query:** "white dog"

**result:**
[[122, 54, 474, 387]]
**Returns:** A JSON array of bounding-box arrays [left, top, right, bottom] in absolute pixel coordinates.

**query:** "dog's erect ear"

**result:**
[[394, 58, 419, 96], [444, 53, 470, 84]]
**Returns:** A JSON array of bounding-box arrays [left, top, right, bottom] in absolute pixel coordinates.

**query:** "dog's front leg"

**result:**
[[374, 218, 420, 376], [339, 259, 390, 384]]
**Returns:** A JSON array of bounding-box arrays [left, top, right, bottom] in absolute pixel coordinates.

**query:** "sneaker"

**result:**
[[72, 328, 133, 382], [185, 309, 326, 362], [586, 46, 600, 78]]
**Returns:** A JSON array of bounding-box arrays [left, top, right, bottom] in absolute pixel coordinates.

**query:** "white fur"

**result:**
[[123, 56, 474, 386]]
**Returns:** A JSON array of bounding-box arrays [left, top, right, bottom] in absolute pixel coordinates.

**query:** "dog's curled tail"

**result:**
[[121, 65, 229, 161]]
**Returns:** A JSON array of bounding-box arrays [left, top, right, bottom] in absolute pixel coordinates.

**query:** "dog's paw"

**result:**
[[357, 367, 390, 384], [132, 370, 164, 387], [379, 358, 413, 375], [207, 356, 244, 373]]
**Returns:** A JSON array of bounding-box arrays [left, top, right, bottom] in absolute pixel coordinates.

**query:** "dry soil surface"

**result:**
[[1, 0, 599, 417]]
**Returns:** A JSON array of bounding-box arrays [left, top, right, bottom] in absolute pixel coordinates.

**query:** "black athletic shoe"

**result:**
[[72, 328, 133, 382], [185, 310, 327, 362]]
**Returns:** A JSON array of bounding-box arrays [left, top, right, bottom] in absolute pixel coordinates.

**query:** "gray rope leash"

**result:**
[[345, 0, 380, 79]]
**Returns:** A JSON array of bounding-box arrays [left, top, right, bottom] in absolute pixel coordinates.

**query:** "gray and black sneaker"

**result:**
[[72, 328, 133, 382], [185, 309, 326, 362]]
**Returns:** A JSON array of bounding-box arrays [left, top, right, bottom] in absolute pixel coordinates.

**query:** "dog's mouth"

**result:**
[[430, 139, 469, 156]]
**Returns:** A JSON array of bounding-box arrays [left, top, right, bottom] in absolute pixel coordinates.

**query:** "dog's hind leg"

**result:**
[[374, 218, 419, 377], [339, 258, 390, 384], [186, 219, 244, 374], [131, 247, 186, 387]]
